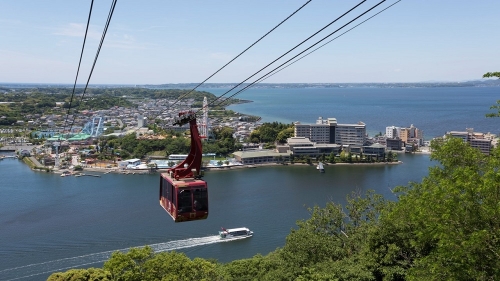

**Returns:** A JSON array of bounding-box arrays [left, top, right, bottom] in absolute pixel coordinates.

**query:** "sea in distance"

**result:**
[[215, 85, 500, 139], [1, 85, 499, 280]]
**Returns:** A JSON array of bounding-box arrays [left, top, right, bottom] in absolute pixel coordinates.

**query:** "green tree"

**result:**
[[47, 268, 111, 281], [275, 127, 294, 144], [304, 155, 311, 164], [103, 246, 154, 281], [327, 152, 336, 163], [278, 190, 388, 280], [483, 72, 500, 117], [250, 122, 294, 144], [102, 247, 222, 281], [212, 126, 234, 140], [339, 150, 348, 162], [483, 71, 500, 79], [375, 137, 500, 280]]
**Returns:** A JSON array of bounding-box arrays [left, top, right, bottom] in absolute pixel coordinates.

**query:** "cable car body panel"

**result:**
[[159, 174, 208, 222], [159, 111, 208, 222]]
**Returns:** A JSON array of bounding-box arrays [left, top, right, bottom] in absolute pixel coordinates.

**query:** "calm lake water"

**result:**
[[1, 86, 498, 280], [0, 153, 430, 281], [215, 86, 500, 139]]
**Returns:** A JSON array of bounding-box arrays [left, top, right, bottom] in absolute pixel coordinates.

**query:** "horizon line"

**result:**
[[1, 80, 499, 86]]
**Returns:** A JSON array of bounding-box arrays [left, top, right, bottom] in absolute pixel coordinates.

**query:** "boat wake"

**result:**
[[0, 235, 222, 281]]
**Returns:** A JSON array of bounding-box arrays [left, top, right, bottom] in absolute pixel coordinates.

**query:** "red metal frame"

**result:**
[[168, 111, 202, 180], [159, 111, 208, 222]]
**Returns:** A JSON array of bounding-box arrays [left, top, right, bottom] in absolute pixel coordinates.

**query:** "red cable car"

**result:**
[[159, 111, 208, 222]]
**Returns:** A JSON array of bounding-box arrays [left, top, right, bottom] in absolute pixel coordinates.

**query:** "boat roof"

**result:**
[[224, 227, 250, 232]]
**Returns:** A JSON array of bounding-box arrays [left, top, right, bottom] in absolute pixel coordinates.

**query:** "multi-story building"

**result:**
[[278, 137, 341, 158], [385, 126, 400, 139], [446, 128, 495, 155], [386, 138, 403, 150], [294, 117, 366, 146], [387, 124, 424, 147], [399, 128, 409, 143], [362, 143, 386, 157]]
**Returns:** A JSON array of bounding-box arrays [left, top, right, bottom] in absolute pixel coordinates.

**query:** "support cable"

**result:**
[[62, 0, 95, 135], [67, 0, 118, 135], [205, 0, 368, 110], [152, 0, 313, 124], [254, 1, 401, 85], [169, 0, 313, 110], [205, 0, 387, 112]]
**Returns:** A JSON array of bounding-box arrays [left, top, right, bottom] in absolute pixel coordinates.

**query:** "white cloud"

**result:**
[[53, 23, 101, 39]]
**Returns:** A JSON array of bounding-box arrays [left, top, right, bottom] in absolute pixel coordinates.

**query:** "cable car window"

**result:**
[[193, 187, 208, 211], [162, 177, 172, 202], [177, 189, 192, 213], [171, 183, 176, 206]]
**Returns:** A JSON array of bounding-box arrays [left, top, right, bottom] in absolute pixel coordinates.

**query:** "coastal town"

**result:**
[[1, 90, 498, 175]]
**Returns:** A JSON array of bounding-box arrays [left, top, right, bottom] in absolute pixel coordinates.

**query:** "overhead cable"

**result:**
[[205, 0, 369, 109], [62, 0, 95, 135], [67, 0, 118, 134], [152, 0, 313, 124], [206, 0, 387, 111], [255, 0, 401, 85]]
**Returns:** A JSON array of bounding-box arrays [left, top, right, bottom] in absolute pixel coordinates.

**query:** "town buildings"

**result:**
[[385, 124, 424, 151], [445, 128, 496, 155], [294, 117, 366, 146]]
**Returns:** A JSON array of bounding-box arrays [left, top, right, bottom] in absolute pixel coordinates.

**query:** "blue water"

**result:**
[[0, 153, 431, 280], [1, 86, 499, 280], [202, 86, 500, 139]]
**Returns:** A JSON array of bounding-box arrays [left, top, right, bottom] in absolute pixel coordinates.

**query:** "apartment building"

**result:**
[[386, 126, 400, 139], [294, 117, 366, 146], [386, 124, 424, 147], [446, 128, 495, 155]]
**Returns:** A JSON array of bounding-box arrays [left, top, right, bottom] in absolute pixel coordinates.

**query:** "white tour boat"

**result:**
[[317, 162, 325, 173], [219, 227, 253, 240]]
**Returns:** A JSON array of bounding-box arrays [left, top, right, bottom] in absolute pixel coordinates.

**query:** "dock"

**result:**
[[81, 173, 101, 178], [0, 155, 18, 160]]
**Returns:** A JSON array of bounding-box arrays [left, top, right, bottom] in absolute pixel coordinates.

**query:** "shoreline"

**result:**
[[48, 160, 404, 175]]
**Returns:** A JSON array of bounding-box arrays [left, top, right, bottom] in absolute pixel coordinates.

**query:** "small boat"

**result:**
[[317, 162, 325, 173], [219, 227, 253, 240], [60, 171, 71, 177]]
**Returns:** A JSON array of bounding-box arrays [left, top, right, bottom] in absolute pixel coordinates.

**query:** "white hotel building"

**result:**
[[294, 117, 366, 146]]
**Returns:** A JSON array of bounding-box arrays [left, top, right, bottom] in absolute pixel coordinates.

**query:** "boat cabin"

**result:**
[[219, 227, 253, 239]]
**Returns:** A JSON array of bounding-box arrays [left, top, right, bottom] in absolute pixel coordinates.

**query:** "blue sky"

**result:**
[[1, 0, 499, 84]]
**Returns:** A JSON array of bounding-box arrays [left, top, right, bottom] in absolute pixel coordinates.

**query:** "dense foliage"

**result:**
[[483, 71, 500, 117], [101, 126, 239, 159], [204, 126, 242, 156], [249, 122, 294, 144], [49, 136, 500, 280]]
